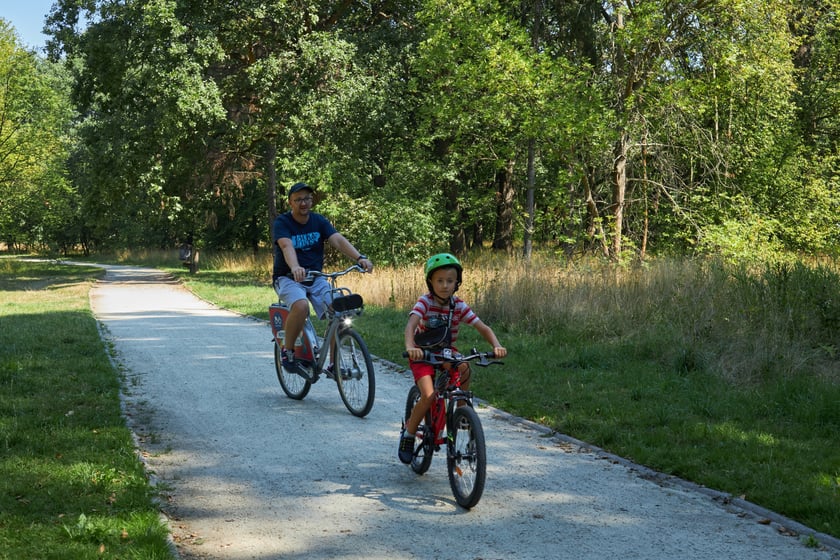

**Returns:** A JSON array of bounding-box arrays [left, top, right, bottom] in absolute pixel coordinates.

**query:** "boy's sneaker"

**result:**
[[281, 348, 308, 378], [398, 429, 415, 464]]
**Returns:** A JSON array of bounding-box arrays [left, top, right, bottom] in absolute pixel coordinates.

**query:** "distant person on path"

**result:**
[[272, 182, 373, 375], [398, 253, 506, 464]]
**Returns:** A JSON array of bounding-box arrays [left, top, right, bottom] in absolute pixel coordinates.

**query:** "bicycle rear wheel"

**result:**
[[274, 342, 311, 400], [334, 329, 375, 417], [447, 405, 486, 509], [404, 385, 434, 474]]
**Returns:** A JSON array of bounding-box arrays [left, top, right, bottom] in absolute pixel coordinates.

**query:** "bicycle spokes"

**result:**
[[335, 330, 375, 417], [447, 406, 486, 509], [271, 265, 375, 418], [343, 341, 362, 379]]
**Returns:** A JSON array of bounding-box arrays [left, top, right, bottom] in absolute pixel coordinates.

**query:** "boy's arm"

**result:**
[[472, 319, 507, 358], [405, 314, 423, 360]]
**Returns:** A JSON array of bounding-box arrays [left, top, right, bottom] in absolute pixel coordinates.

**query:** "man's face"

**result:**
[[289, 190, 314, 219]]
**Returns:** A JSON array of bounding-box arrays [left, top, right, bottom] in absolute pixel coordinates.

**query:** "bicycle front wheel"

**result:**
[[334, 329, 375, 417], [447, 405, 486, 509], [274, 342, 311, 400]]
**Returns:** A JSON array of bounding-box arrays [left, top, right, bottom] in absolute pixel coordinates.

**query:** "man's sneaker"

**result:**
[[398, 429, 415, 464], [281, 348, 309, 378]]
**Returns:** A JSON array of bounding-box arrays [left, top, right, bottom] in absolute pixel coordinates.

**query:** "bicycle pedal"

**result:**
[[292, 365, 316, 383]]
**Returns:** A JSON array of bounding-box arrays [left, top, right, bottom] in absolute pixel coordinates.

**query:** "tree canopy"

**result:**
[[0, 20, 76, 252], [2, 0, 838, 263]]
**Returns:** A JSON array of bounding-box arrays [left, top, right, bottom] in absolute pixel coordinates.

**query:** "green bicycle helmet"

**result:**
[[424, 253, 463, 293]]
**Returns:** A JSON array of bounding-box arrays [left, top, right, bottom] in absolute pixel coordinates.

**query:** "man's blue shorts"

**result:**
[[273, 276, 332, 319]]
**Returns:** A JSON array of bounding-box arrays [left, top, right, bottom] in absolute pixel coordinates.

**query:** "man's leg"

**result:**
[[283, 298, 310, 351], [274, 277, 311, 375]]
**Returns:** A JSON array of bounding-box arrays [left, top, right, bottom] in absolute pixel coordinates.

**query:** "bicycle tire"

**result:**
[[334, 329, 375, 417], [447, 405, 486, 509], [274, 342, 311, 400], [404, 385, 434, 474]]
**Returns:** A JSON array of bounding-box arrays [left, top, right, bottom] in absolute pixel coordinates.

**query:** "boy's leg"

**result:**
[[458, 363, 471, 389], [405, 374, 434, 435], [455, 363, 472, 407], [399, 363, 433, 464]]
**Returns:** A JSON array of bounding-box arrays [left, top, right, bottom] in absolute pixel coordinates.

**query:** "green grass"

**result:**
[[0, 260, 175, 560], [170, 253, 840, 543], [3, 252, 839, 550]]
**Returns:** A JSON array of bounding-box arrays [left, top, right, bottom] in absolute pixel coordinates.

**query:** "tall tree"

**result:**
[[412, 0, 589, 254], [0, 20, 76, 251]]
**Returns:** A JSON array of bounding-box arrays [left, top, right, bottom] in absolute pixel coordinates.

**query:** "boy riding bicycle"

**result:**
[[399, 253, 506, 464]]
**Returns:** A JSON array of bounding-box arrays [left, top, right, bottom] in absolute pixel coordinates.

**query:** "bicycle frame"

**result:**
[[402, 348, 502, 508], [270, 264, 375, 417], [428, 361, 472, 446], [269, 265, 365, 375]]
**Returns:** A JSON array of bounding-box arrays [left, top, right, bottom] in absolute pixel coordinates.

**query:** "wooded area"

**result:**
[[1, 1, 838, 264]]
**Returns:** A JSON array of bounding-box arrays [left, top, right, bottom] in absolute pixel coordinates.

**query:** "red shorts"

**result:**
[[408, 360, 470, 384]]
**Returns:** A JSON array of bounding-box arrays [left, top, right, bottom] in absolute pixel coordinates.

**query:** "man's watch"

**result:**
[[356, 254, 367, 261]]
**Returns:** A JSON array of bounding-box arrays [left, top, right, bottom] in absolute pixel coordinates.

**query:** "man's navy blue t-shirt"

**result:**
[[272, 212, 337, 280]]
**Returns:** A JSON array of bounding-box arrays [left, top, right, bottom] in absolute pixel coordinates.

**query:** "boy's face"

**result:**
[[429, 267, 459, 300]]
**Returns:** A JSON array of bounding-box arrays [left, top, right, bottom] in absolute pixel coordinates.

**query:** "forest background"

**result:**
[[1, 0, 839, 264]]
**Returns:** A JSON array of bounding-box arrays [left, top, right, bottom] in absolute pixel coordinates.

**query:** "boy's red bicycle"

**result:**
[[401, 348, 503, 509]]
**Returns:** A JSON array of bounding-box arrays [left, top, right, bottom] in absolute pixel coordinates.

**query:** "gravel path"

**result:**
[[86, 264, 839, 560]]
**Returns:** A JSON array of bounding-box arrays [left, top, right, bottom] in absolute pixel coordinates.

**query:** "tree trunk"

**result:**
[[523, 0, 541, 261], [444, 179, 466, 255], [610, 132, 627, 259], [492, 159, 516, 252], [266, 141, 278, 228], [524, 140, 535, 260], [583, 165, 609, 258], [607, 4, 627, 260]]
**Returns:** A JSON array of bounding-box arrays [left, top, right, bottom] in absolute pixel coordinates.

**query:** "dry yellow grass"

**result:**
[[161, 248, 839, 382]]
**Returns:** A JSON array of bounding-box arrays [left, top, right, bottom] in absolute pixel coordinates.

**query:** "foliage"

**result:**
[[61, 0, 226, 250], [0, 21, 77, 252], [7, 0, 837, 262], [408, 0, 597, 251], [318, 192, 446, 266]]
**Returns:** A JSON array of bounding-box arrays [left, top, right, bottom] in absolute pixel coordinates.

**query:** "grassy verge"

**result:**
[[7, 250, 838, 546], [167, 252, 840, 543], [0, 260, 175, 559]]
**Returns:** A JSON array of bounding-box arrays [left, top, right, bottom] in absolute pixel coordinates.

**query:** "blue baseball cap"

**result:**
[[287, 182, 314, 196]]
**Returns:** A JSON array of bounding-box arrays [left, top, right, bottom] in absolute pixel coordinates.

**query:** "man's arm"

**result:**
[[278, 237, 306, 282], [328, 233, 373, 272]]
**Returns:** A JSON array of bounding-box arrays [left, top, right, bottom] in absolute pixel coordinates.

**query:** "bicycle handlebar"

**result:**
[[401, 347, 504, 367], [288, 264, 367, 283]]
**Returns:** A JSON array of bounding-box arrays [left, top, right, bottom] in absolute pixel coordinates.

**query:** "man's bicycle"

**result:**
[[401, 348, 503, 508], [269, 265, 375, 417]]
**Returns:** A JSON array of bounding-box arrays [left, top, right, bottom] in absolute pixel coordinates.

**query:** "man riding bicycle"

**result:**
[[272, 182, 373, 375]]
